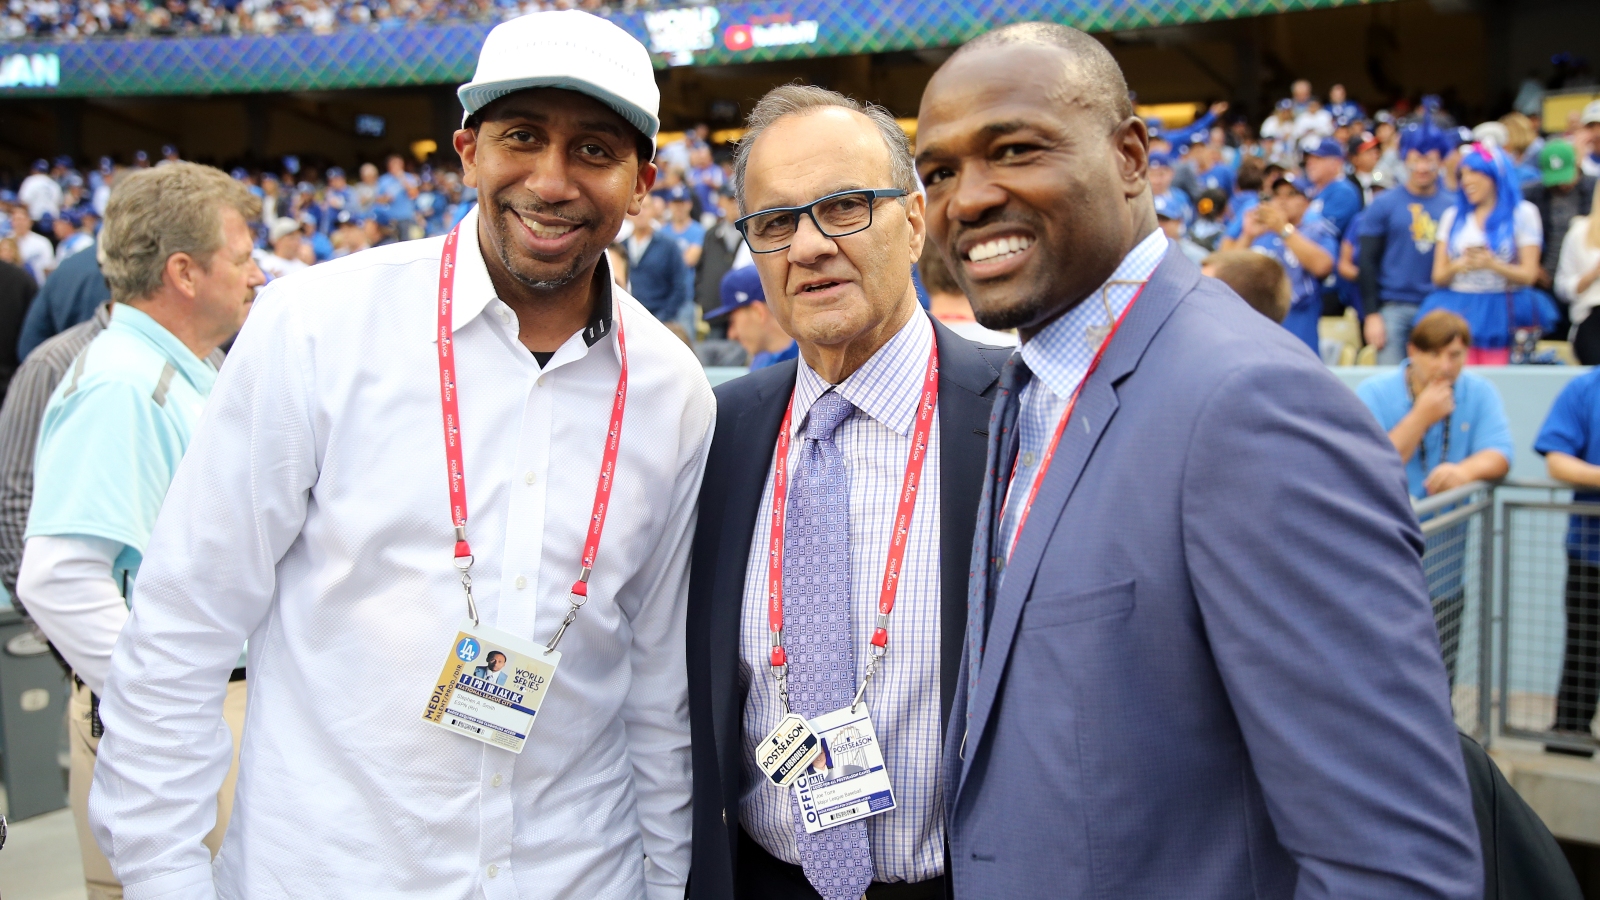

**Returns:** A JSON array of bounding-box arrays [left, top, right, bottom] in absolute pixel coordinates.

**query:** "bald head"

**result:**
[[952, 22, 1133, 134], [916, 22, 1155, 337]]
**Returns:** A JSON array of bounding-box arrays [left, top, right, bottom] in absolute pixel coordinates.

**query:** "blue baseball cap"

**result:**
[[59, 207, 85, 227], [705, 265, 766, 320], [327, 166, 346, 179], [133, 150, 149, 163], [1149, 151, 1174, 169], [1153, 192, 1185, 221], [1303, 137, 1346, 159], [54, 155, 73, 169], [658, 184, 692, 204], [31, 159, 47, 172], [1271, 172, 1313, 195], [1276, 98, 1294, 111]]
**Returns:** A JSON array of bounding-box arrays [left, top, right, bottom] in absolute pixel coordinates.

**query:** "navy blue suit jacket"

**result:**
[[945, 245, 1481, 899], [687, 316, 1008, 900]]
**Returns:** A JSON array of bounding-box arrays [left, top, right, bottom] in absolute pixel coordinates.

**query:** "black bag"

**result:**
[[1459, 732, 1584, 900]]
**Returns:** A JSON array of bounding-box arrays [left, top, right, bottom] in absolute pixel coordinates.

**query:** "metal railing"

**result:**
[[1495, 482, 1600, 754], [1416, 479, 1600, 752], [1414, 481, 1495, 743]]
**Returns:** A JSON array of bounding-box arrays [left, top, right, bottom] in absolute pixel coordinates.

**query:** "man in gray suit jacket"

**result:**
[[914, 23, 1480, 899]]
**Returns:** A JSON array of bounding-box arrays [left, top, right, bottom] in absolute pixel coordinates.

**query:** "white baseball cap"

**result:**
[[269, 217, 301, 243], [1583, 100, 1600, 127], [457, 10, 660, 145]]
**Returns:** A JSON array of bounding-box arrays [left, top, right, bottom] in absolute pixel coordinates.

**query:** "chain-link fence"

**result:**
[[1415, 482, 1494, 742], [1500, 493, 1600, 754]]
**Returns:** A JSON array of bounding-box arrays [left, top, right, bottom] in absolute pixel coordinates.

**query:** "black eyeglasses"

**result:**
[[734, 188, 908, 254]]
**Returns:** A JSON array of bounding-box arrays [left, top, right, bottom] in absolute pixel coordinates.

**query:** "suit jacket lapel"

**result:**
[[931, 317, 1002, 729], [710, 362, 796, 801], [956, 245, 1197, 792]]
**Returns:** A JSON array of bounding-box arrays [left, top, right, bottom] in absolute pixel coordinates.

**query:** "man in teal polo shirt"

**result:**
[[1356, 309, 1512, 687], [15, 162, 263, 900]]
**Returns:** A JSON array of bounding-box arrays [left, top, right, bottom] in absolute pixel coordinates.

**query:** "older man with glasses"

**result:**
[[685, 84, 1012, 900]]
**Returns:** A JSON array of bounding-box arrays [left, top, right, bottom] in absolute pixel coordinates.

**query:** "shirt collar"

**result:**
[[108, 302, 217, 395], [437, 204, 615, 348], [790, 310, 933, 439], [1021, 228, 1169, 399]]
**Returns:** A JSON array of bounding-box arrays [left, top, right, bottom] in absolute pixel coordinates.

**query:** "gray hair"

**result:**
[[732, 84, 916, 213], [100, 162, 262, 304]]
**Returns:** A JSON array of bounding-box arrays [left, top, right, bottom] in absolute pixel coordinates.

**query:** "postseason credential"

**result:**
[[794, 705, 896, 833], [422, 619, 559, 753]]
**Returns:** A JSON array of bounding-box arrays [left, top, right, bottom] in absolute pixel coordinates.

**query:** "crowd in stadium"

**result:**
[[0, 0, 614, 39], [5, 80, 1600, 375]]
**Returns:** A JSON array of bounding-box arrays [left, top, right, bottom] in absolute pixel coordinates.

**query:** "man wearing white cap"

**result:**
[[1581, 100, 1600, 179], [254, 216, 308, 280], [87, 11, 712, 900]]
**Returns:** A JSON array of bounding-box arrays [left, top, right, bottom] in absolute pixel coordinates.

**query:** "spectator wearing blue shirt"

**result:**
[[656, 185, 705, 340], [1241, 173, 1337, 353], [1356, 310, 1513, 498], [376, 154, 418, 237], [703, 264, 796, 369], [1358, 310, 1513, 684], [1222, 156, 1266, 242], [624, 198, 690, 327], [1190, 141, 1236, 195], [1326, 84, 1365, 126], [1305, 137, 1363, 238], [1149, 152, 1193, 227], [1334, 207, 1367, 318], [1359, 120, 1458, 363], [1535, 366, 1600, 755], [1356, 312, 1512, 688]]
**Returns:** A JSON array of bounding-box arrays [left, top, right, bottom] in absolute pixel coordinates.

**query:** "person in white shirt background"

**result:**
[[1557, 181, 1600, 363], [253, 215, 309, 281], [87, 9, 714, 900], [10, 203, 55, 283], [19, 157, 63, 221]]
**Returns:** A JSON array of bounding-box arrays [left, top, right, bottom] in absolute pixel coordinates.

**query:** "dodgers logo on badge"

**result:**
[[456, 636, 480, 662]]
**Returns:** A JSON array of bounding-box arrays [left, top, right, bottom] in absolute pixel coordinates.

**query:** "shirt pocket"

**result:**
[[1019, 578, 1136, 631]]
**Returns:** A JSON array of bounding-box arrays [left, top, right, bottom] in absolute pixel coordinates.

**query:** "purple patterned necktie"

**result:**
[[784, 389, 873, 900]]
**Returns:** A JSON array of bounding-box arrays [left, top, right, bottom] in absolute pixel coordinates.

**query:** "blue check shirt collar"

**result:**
[[791, 309, 933, 439], [1019, 229, 1169, 400]]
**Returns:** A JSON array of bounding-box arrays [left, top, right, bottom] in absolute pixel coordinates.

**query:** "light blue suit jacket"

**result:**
[[944, 246, 1481, 899]]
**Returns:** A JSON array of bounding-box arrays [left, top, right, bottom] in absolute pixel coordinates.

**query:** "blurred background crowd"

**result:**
[[5, 76, 1600, 383]]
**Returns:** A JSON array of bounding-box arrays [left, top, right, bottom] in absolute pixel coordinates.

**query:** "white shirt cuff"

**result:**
[[121, 862, 218, 900]]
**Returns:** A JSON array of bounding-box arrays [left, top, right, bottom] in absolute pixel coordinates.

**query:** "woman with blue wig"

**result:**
[[1420, 141, 1558, 364]]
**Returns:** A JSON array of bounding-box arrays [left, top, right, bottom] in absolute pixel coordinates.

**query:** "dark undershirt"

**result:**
[[533, 351, 555, 368]]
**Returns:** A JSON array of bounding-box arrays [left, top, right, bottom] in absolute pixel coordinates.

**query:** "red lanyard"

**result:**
[[1002, 283, 1147, 560], [766, 339, 939, 681], [435, 224, 628, 646]]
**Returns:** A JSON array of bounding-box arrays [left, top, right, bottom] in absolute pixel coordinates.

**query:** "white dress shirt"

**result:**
[[89, 207, 716, 900], [737, 311, 945, 883]]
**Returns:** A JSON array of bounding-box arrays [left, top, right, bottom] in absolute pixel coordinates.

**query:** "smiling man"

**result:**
[[686, 85, 1010, 900], [916, 22, 1479, 900], [86, 11, 714, 900]]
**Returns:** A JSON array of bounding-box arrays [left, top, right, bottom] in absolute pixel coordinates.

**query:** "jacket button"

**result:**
[[721, 808, 727, 825]]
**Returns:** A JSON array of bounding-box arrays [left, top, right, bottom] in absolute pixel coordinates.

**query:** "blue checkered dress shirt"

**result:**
[[998, 230, 1170, 559], [738, 311, 945, 884]]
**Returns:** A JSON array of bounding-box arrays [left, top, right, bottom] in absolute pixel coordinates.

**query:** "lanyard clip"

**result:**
[[453, 525, 477, 627], [544, 568, 592, 655]]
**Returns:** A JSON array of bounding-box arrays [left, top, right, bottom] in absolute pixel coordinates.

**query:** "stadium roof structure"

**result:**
[[0, 0, 1389, 98]]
